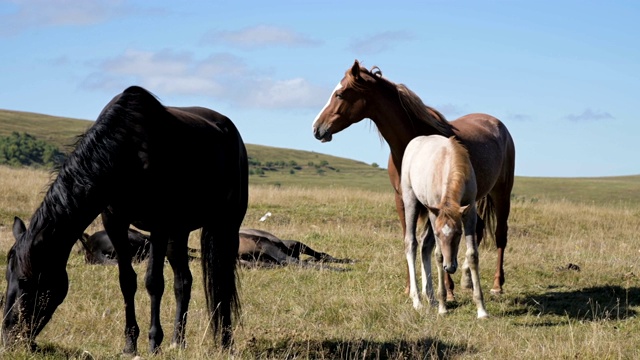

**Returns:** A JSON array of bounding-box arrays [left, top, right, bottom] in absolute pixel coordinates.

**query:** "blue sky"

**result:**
[[1, 0, 638, 177]]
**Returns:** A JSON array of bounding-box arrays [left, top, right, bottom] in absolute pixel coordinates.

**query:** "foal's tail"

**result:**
[[477, 195, 496, 249], [200, 225, 240, 348]]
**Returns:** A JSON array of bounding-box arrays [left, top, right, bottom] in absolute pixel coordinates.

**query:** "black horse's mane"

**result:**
[[15, 86, 166, 270]]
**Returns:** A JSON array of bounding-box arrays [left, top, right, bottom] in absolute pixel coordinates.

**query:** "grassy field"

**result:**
[[0, 164, 639, 359]]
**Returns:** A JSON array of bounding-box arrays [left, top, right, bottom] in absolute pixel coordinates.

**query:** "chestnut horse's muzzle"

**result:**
[[313, 126, 333, 143]]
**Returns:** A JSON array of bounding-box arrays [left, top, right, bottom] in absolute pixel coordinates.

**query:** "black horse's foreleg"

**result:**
[[102, 214, 140, 355], [145, 235, 168, 354], [166, 234, 192, 349]]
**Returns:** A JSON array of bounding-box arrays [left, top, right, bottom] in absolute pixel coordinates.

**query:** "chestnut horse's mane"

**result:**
[[346, 64, 455, 138]]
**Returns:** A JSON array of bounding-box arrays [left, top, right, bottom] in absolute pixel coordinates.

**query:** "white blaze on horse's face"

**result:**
[[311, 83, 342, 142], [312, 82, 343, 130], [442, 224, 452, 237]]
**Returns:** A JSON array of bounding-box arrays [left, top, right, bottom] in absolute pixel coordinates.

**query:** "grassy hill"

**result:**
[[2, 109, 639, 204], [0, 109, 93, 150]]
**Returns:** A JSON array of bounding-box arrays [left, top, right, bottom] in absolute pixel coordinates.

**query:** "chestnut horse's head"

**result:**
[[312, 60, 378, 142]]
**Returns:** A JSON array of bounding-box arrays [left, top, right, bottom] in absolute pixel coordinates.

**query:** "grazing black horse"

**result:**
[[2, 86, 248, 354]]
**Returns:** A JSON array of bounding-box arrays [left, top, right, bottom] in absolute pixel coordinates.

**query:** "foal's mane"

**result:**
[[440, 137, 472, 221], [347, 65, 455, 137]]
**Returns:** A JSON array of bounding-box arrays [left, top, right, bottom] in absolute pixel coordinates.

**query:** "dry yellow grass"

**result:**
[[1, 165, 639, 359]]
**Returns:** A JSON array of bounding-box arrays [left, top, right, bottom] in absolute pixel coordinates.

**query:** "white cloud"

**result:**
[[0, 0, 116, 35], [564, 108, 614, 122], [507, 113, 532, 122], [436, 103, 466, 119], [0, 0, 162, 36], [82, 49, 326, 109], [349, 30, 415, 55], [203, 25, 322, 49]]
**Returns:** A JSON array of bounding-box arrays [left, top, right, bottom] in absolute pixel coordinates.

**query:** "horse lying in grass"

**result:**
[[237, 228, 355, 271], [78, 228, 151, 264], [78, 228, 355, 271]]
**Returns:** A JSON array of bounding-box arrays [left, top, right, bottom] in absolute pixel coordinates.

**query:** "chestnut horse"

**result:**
[[312, 60, 515, 299], [402, 135, 488, 318]]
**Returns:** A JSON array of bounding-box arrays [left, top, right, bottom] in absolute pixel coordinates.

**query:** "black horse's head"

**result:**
[[2, 217, 69, 349]]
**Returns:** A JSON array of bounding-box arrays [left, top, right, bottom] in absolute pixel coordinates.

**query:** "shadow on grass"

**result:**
[[509, 285, 640, 321], [245, 337, 470, 360], [1, 342, 96, 360]]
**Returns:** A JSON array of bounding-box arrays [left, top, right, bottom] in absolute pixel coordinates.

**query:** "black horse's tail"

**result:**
[[477, 195, 496, 249], [200, 224, 240, 348]]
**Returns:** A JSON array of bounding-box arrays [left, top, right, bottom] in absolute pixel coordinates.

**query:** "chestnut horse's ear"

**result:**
[[13, 216, 26, 241], [351, 60, 361, 79]]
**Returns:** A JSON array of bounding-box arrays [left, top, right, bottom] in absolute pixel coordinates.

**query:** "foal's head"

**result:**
[[427, 203, 470, 274]]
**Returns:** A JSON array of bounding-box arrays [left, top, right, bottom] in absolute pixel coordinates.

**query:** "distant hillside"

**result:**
[[2, 108, 639, 203], [0, 109, 92, 150], [512, 175, 640, 206], [0, 109, 391, 192]]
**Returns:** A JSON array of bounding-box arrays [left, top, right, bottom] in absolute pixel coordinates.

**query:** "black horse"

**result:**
[[2, 86, 248, 354]]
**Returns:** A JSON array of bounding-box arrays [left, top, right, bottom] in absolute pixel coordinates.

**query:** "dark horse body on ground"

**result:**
[[78, 228, 354, 270], [2, 86, 248, 354], [79, 228, 151, 264], [238, 228, 355, 269], [312, 60, 515, 300]]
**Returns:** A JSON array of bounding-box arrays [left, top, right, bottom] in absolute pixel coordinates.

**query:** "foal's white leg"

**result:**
[[403, 195, 422, 310], [420, 226, 437, 307], [465, 232, 489, 319], [434, 241, 448, 315]]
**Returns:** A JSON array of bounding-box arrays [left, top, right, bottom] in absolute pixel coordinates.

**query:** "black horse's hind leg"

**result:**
[[166, 233, 192, 349], [145, 233, 169, 354], [102, 212, 140, 355]]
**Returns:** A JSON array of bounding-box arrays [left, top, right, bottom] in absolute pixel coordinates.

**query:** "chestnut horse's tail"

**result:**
[[200, 225, 241, 348], [477, 195, 496, 249]]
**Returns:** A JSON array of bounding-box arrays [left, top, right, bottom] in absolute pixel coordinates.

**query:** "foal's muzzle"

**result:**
[[444, 263, 457, 274]]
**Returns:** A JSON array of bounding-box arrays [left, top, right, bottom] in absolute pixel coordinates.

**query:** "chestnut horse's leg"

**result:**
[[102, 212, 140, 355], [490, 187, 512, 295], [166, 233, 192, 349], [146, 233, 169, 353]]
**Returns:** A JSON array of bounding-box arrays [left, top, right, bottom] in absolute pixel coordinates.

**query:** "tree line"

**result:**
[[0, 132, 65, 167]]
